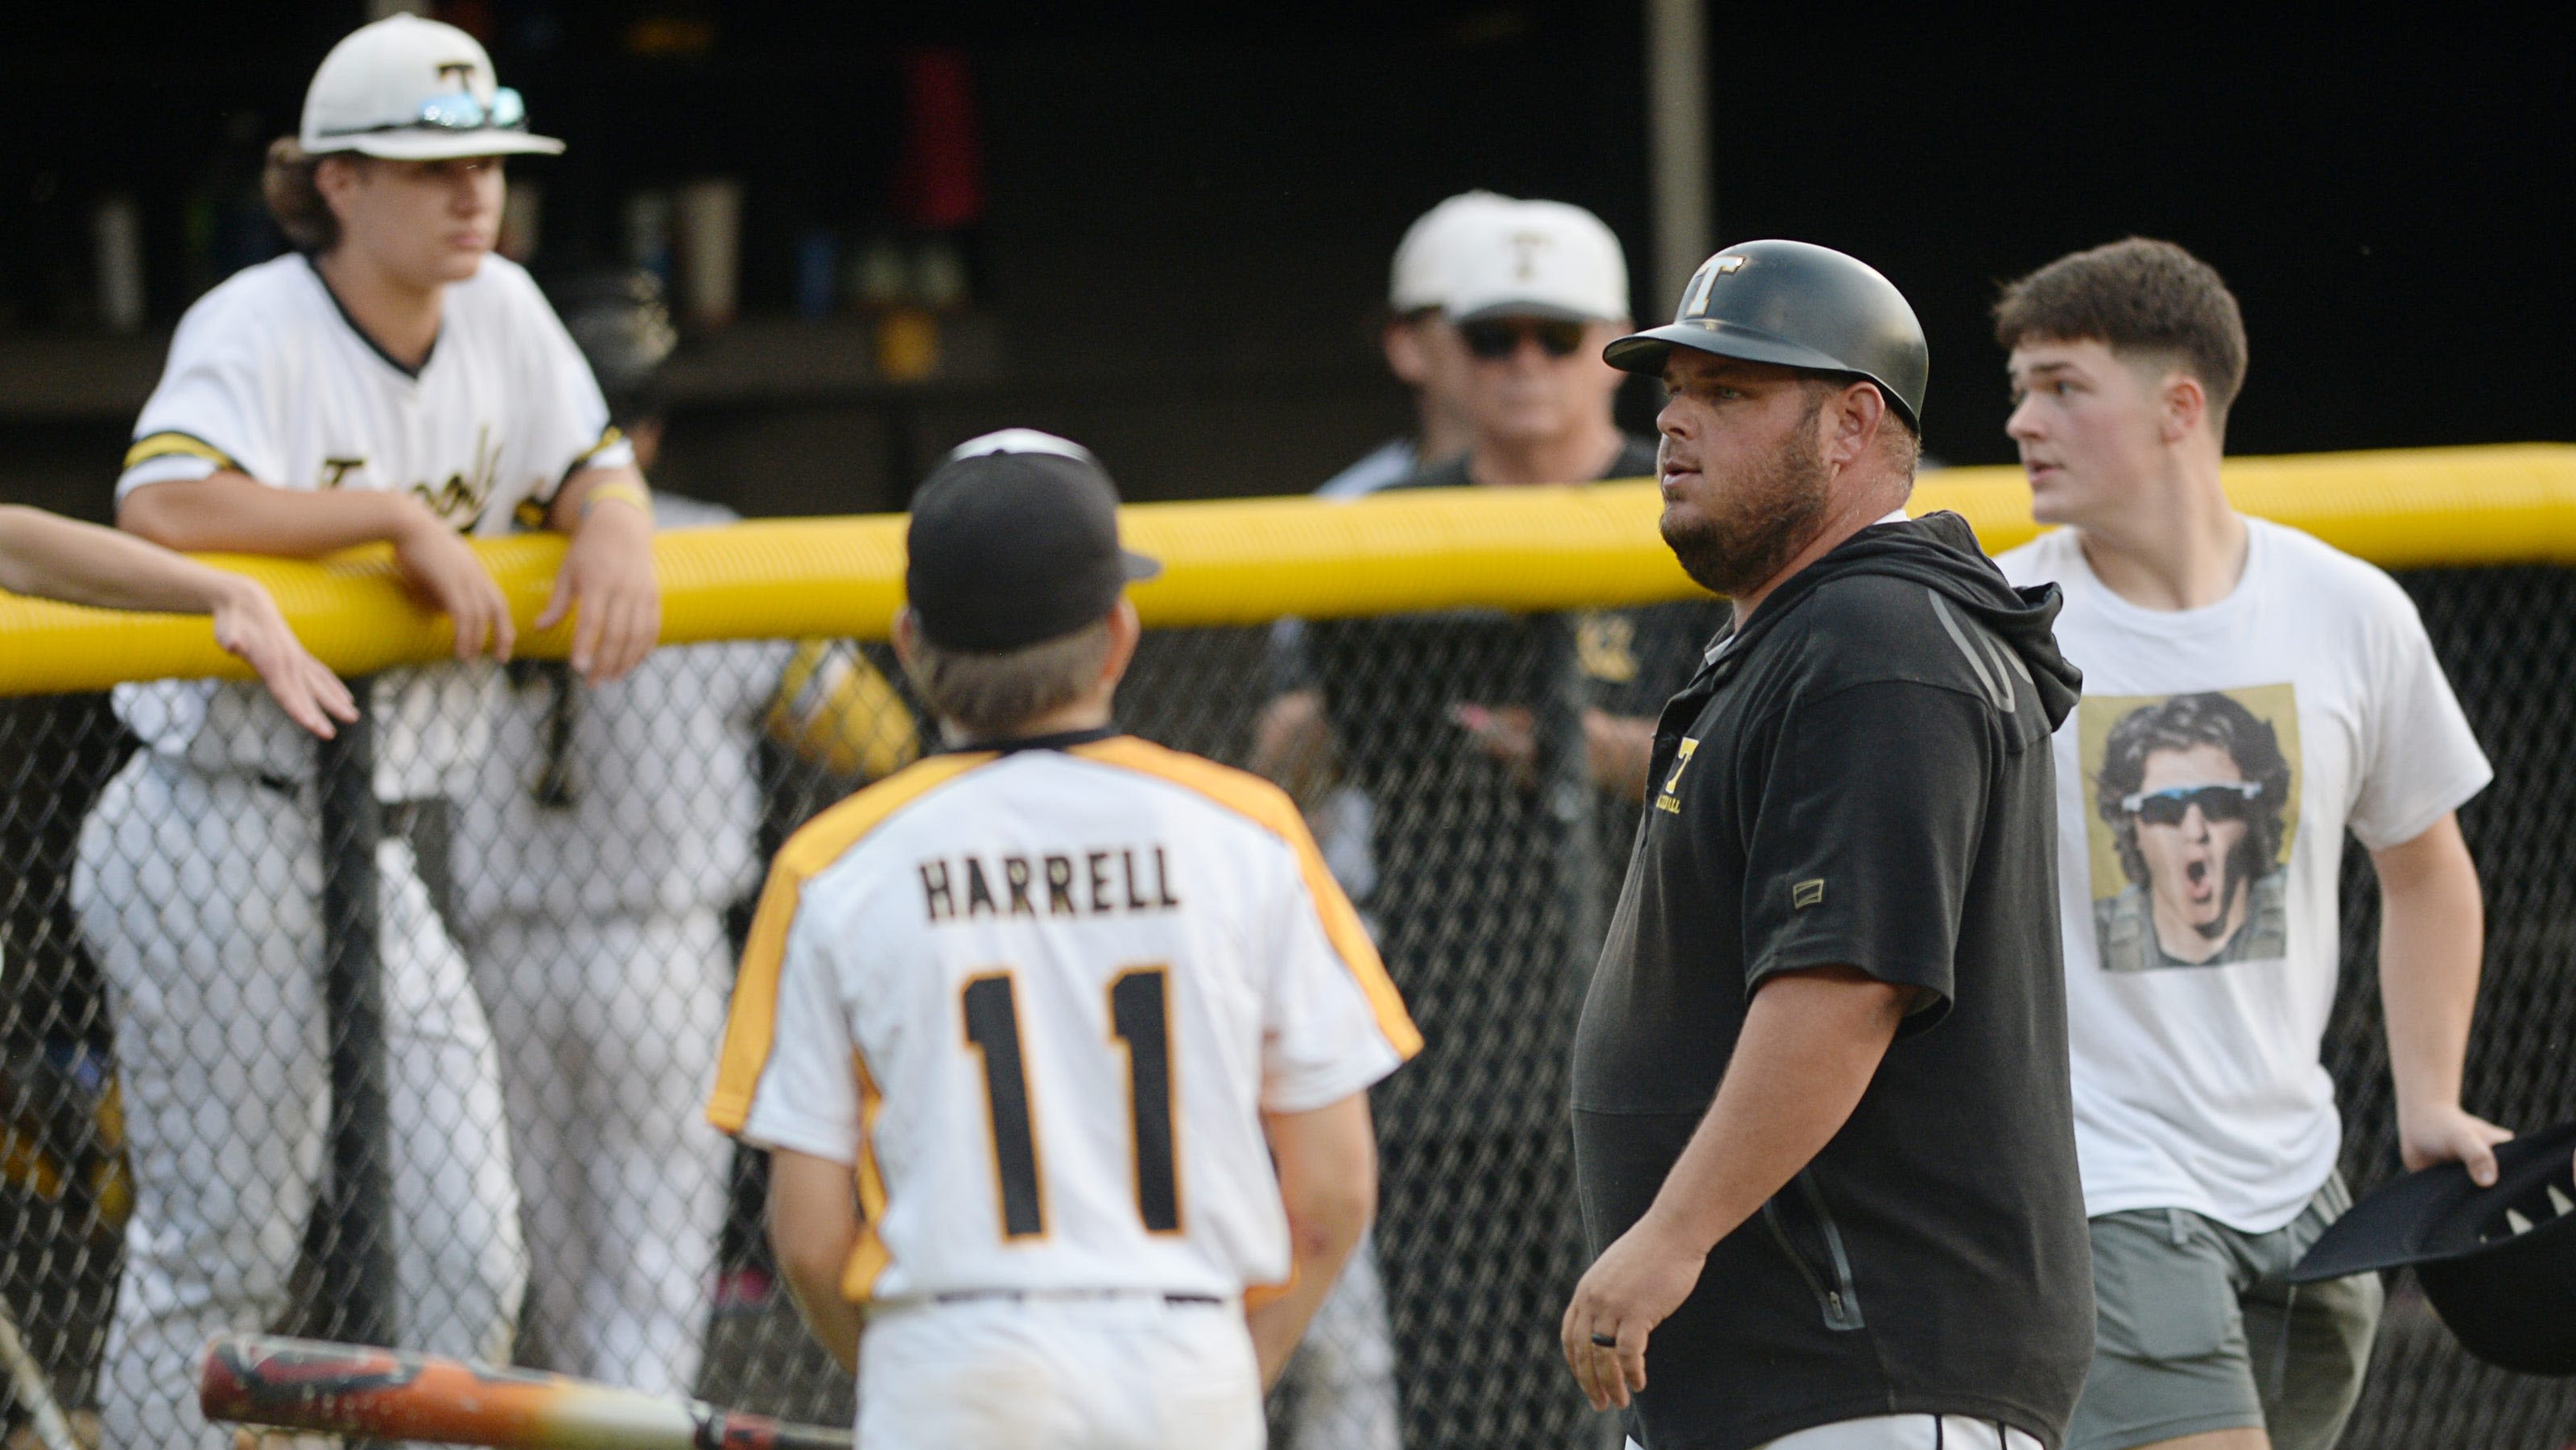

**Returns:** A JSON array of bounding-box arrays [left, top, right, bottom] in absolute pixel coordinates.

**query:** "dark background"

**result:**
[[2, 2, 2566, 518]]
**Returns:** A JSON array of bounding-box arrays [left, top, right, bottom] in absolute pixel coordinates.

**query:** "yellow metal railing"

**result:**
[[3, 443, 2571, 696]]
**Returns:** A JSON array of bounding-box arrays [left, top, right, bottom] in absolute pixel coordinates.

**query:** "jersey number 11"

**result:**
[[962, 966, 1180, 1238]]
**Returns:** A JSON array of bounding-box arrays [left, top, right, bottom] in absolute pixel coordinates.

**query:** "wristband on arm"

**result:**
[[577, 480, 654, 522]]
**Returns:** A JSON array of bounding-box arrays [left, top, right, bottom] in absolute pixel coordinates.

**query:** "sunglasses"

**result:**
[[1459, 317, 1587, 361], [320, 86, 530, 138], [2121, 781, 2263, 827]]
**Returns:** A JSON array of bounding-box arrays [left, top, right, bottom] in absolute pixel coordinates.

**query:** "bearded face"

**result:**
[[1657, 388, 1834, 598]]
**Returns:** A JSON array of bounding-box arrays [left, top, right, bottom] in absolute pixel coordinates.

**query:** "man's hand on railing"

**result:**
[[542, 472, 661, 684], [208, 579, 357, 741], [390, 502, 516, 664]]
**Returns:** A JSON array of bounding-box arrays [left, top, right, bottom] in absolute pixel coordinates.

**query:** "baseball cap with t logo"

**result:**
[[300, 14, 566, 161], [1442, 198, 1631, 326]]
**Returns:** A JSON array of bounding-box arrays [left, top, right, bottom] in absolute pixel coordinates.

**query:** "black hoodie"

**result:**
[[1570, 512, 2093, 1450]]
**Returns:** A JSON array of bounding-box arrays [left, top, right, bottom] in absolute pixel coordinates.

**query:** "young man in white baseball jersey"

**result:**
[[1993, 239, 2501, 1450], [73, 17, 656, 1448], [454, 271, 922, 1399], [710, 435, 1418, 1448]]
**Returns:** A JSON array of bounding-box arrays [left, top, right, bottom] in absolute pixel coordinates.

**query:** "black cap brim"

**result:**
[[2291, 1122, 2576, 1283], [1604, 319, 1923, 433], [1604, 317, 1858, 377], [1121, 549, 1162, 583]]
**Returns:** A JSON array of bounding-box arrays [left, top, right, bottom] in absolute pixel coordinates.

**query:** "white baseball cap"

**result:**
[[300, 15, 564, 161], [1443, 199, 1630, 325], [1388, 191, 1518, 313]]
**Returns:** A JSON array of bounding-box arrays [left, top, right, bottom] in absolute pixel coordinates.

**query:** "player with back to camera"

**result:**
[[1993, 238, 2501, 1450], [0, 505, 353, 738], [1563, 241, 2093, 1450], [452, 269, 923, 1401], [709, 432, 1419, 1448], [72, 15, 658, 1448]]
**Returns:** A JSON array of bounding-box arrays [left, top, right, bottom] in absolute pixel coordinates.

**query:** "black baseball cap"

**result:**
[[2290, 1120, 2576, 1376], [905, 430, 1160, 653]]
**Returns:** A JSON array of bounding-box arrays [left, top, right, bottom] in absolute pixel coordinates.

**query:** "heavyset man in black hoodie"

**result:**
[[1560, 242, 2096, 1450]]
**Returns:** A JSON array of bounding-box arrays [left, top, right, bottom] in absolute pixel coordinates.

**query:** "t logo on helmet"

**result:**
[[1680, 254, 1748, 319]]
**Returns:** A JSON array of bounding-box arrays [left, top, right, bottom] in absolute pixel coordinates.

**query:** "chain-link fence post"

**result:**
[[315, 682, 397, 1358]]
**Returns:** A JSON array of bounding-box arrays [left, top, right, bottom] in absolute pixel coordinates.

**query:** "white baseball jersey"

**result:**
[[453, 494, 782, 927], [710, 733, 1420, 1304], [453, 494, 924, 927], [114, 251, 633, 799]]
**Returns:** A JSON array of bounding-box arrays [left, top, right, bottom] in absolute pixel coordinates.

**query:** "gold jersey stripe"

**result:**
[[569, 423, 625, 467], [122, 432, 239, 473], [838, 1049, 894, 1301], [705, 750, 997, 1134], [1071, 736, 1422, 1060]]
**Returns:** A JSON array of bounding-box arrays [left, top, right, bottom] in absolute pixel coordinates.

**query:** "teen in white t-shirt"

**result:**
[[2002, 518, 2490, 1227], [1992, 239, 2500, 1450]]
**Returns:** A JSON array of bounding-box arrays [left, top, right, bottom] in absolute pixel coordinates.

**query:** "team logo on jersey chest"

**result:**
[[1654, 737, 1699, 815], [320, 423, 503, 531]]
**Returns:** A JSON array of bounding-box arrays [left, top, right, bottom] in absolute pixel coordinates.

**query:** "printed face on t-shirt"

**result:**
[[2082, 685, 2300, 972], [2131, 742, 2257, 958]]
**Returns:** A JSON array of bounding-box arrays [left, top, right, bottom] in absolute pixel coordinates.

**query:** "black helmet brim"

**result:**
[[1604, 318, 1923, 434]]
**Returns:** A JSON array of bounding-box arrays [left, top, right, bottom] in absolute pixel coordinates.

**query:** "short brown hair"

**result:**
[[902, 618, 1113, 739], [1994, 238, 2248, 419], [262, 137, 340, 254]]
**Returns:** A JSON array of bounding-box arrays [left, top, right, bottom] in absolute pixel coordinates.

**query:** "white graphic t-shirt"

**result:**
[[2000, 518, 2491, 1230]]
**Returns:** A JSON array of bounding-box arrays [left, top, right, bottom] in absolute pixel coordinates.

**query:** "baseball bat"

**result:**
[[0, 1294, 80, 1450], [198, 1334, 849, 1450]]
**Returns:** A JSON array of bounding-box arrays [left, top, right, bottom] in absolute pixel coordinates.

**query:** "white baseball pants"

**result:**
[[1629, 1415, 2047, 1449], [76, 756, 523, 1450], [462, 908, 730, 1398], [857, 1295, 1264, 1449]]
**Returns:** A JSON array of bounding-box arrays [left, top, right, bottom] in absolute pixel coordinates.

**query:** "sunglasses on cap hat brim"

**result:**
[[311, 86, 565, 159]]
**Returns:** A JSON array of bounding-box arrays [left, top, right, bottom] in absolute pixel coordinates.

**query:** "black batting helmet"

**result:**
[[2291, 1121, 2576, 1377], [1604, 239, 1930, 432]]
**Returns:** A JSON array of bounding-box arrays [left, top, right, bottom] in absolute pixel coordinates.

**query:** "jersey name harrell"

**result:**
[[919, 845, 1183, 923]]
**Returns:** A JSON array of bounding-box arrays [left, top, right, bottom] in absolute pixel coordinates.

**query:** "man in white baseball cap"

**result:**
[[1426, 196, 1636, 490], [299, 12, 565, 160], [1317, 191, 1518, 498]]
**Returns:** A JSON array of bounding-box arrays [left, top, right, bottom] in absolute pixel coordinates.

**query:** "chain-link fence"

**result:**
[[3, 564, 2572, 1448]]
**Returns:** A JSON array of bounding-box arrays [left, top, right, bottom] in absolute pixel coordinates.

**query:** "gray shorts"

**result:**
[[2067, 1174, 2382, 1450]]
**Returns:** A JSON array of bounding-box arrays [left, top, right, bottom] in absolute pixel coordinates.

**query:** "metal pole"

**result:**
[[1644, 0, 1714, 300], [316, 680, 398, 1355], [1536, 615, 1620, 1449], [1539, 616, 1607, 977]]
